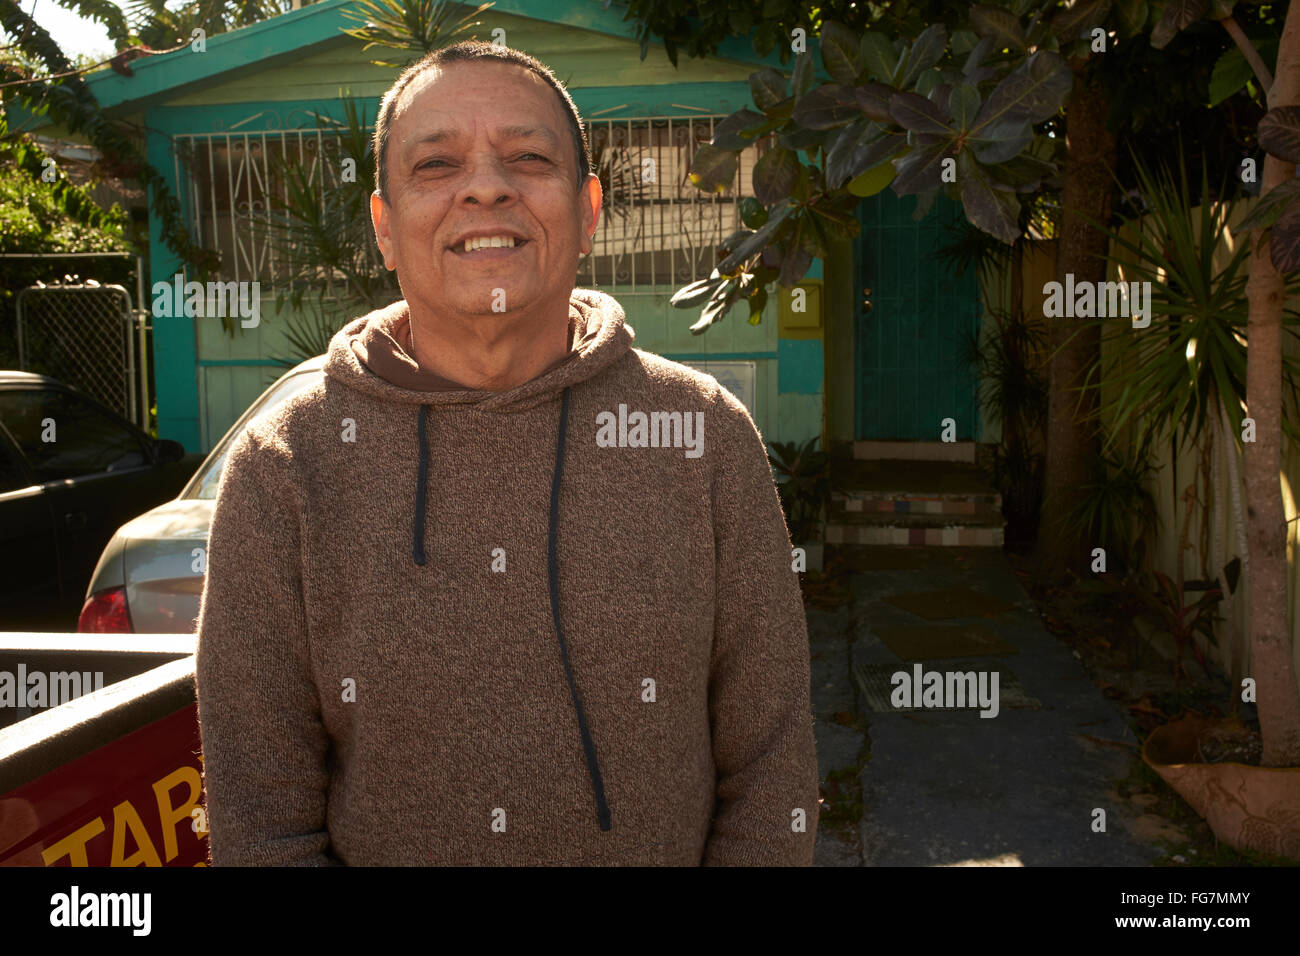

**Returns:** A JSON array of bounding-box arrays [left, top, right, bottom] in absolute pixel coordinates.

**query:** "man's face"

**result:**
[[371, 60, 601, 322]]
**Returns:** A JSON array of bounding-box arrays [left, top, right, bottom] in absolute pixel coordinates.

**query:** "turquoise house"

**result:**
[[30, 0, 985, 463]]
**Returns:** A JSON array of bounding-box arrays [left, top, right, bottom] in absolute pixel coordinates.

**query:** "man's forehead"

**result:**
[[393, 60, 555, 125]]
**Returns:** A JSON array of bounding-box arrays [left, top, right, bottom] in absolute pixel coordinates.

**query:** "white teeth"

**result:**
[[460, 235, 517, 252]]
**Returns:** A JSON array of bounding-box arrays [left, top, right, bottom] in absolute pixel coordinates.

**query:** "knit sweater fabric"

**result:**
[[194, 288, 820, 866]]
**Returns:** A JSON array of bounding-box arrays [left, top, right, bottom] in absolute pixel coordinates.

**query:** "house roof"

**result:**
[[81, 0, 779, 115]]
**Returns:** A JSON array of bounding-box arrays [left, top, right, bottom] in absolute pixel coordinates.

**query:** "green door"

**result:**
[[854, 190, 980, 441]]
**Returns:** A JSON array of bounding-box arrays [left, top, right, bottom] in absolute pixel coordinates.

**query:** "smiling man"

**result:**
[[195, 40, 820, 866]]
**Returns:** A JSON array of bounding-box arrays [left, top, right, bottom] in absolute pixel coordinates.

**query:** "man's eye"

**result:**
[[419, 158, 448, 169], [519, 153, 547, 161]]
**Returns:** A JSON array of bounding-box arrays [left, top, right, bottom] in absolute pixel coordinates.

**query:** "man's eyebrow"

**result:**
[[410, 125, 561, 149]]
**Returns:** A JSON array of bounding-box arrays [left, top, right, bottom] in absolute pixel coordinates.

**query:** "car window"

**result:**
[[0, 388, 149, 483], [0, 425, 33, 494], [185, 371, 322, 500]]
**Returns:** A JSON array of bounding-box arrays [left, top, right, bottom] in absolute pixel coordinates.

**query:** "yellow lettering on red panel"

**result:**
[[41, 817, 107, 867], [152, 766, 203, 862], [110, 800, 162, 867]]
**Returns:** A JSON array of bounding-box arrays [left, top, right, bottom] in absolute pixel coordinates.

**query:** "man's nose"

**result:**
[[457, 155, 517, 204]]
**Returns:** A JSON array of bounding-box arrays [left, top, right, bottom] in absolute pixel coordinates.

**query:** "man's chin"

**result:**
[[413, 288, 530, 316]]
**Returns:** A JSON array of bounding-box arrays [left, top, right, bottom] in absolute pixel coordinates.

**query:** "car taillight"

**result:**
[[77, 587, 133, 632]]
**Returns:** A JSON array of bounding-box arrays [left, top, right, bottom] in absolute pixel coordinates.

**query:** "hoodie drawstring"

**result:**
[[411, 390, 611, 832]]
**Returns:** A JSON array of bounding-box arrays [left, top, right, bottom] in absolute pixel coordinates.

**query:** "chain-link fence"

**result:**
[[15, 281, 148, 428]]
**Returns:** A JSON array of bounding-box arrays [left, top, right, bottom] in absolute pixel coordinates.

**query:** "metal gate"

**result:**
[[15, 281, 150, 429]]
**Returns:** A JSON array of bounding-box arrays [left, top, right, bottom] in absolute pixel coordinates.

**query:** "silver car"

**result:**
[[78, 357, 325, 633]]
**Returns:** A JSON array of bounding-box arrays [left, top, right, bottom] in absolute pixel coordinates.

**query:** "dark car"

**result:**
[[0, 372, 205, 631]]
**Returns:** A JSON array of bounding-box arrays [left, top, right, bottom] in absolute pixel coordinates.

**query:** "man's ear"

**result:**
[[579, 173, 602, 257], [370, 191, 396, 270]]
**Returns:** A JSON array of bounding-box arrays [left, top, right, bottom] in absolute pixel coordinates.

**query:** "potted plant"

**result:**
[[768, 436, 831, 572]]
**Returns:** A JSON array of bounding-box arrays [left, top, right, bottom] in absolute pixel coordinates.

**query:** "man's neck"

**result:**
[[405, 302, 574, 390]]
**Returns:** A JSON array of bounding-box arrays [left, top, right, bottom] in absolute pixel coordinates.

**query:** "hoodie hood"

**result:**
[[318, 288, 633, 834], [323, 288, 634, 412]]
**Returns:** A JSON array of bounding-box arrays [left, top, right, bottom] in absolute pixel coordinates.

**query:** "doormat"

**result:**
[[881, 587, 1016, 620], [852, 661, 1042, 714], [875, 624, 1017, 661]]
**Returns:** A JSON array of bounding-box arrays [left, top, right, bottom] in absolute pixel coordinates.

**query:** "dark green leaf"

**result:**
[[750, 68, 789, 111], [800, 210, 830, 259], [820, 19, 861, 85], [1259, 106, 1300, 164], [1115, 0, 1150, 38], [1150, 0, 1208, 49], [860, 32, 898, 82], [752, 148, 802, 205], [890, 91, 951, 133], [969, 5, 1026, 51], [971, 50, 1072, 132], [791, 83, 860, 129], [688, 143, 739, 192], [777, 125, 830, 150], [962, 34, 995, 77], [739, 196, 768, 228], [896, 23, 948, 89], [930, 79, 951, 110], [958, 151, 1021, 242], [989, 150, 1058, 190], [916, 70, 944, 98], [892, 142, 951, 194], [854, 82, 896, 123], [826, 121, 906, 188], [949, 81, 981, 129], [793, 51, 815, 98], [709, 108, 767, 150], [970, 120, 1034, 164], [1238, 179, 1300, 232], [779, 238, 814, 286], [1050, 0, 1112, 41], [811, 201, 859, 238], [1209, 47, 1252, 106], [1271, 202, 1300, 273]]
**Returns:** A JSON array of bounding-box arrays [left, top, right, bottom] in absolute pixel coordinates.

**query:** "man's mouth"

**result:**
[[449, 236, 530, 258]]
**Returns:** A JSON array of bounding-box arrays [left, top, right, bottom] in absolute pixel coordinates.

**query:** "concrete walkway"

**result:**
[[811, 546, 1160, 866]]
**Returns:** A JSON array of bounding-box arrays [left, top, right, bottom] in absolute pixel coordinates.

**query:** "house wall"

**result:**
[[191, 286, 808, 457], [142, 4, 824, 457]]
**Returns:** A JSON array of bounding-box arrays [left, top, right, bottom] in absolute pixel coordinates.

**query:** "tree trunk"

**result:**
[[1037, 63, 1117, 578], [1218, 396, 1249, 713], [1244, 0, 1300, 768]]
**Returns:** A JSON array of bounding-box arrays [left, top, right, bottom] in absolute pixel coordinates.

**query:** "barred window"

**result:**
[[174, 115, 772, 291]]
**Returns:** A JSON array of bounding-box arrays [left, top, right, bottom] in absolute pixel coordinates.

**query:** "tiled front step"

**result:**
[[834, 491, 1002, 518], [853, 440, 976, 462], [830, 458, 1003, 517], [826, 522, 1004, 547]]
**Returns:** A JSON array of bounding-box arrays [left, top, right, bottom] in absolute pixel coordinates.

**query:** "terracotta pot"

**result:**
[[1142, 714, 1300, 862]]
